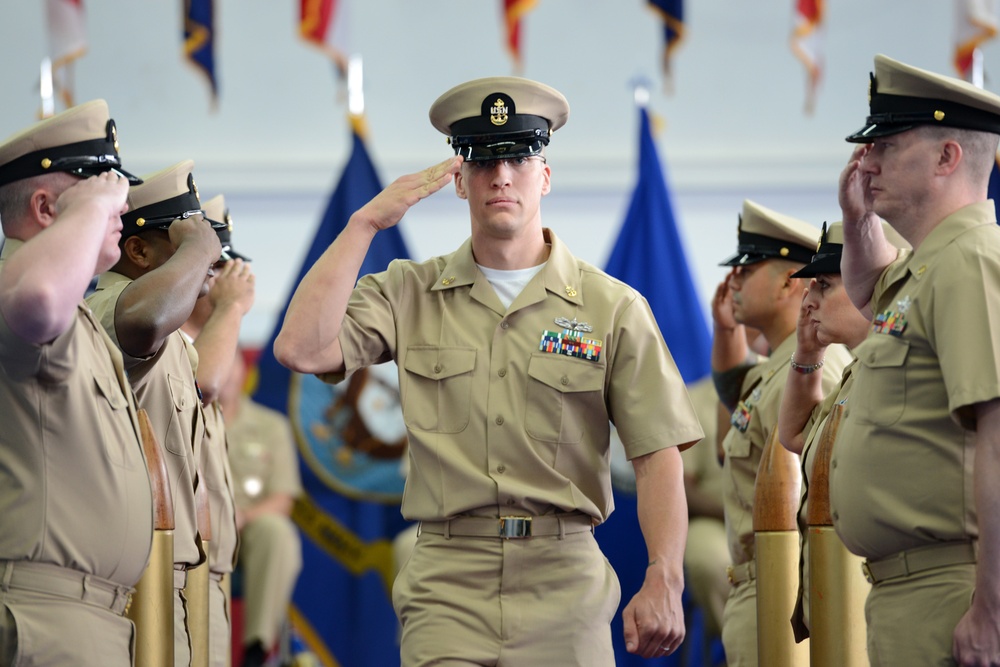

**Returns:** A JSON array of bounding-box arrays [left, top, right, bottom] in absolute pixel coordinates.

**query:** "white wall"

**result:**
[[1, 1, 997, 345]]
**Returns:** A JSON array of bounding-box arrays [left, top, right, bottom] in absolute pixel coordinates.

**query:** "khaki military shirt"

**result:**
[[831, 202, 1000, 559], [87, 272, 206, 567], [0, 241, 152, 586], [321, 228, 704, 522], [226, 397, 302, 512], [202, 401, 239, 573], [722, 333, 850, 566]]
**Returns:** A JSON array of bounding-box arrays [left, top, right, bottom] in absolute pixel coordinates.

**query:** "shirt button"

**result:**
[[495, 416, 504, 425], [498, 369, 507, 378], [832, 511, 839, 521], [497, 464, 506, 473], [433, 364, 442, 373], [831, 460, 838, 469], [561, 376, 569, 386], [500, 321, 510, 329]]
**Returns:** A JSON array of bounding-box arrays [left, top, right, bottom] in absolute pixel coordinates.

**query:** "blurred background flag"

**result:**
[[597, 91, 711, 667], [183, 0, 218, 101], [647, 0, 684, 92], [790, 0, 825, 114], [300, 0, 351, 79], [44, 0, 86, 111], [954, 0, 998, 83], [502, 0, 537, 72], [989, 153, 1000, 224], [253, 111, 412, 667]]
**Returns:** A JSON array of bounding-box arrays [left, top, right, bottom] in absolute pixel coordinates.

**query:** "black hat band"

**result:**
[[734, 231, 815, 264]]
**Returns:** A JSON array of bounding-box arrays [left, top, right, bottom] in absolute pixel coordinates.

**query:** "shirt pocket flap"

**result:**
[[856, 336, 910, 369], [94, 374, 127, 410], [403, 346, 477, 381], [527, 354, 605, 394]]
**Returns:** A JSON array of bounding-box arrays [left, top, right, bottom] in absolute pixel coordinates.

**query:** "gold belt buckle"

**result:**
[[499, 516, 532, 539], [726, 565, 736, 585], [861, 560, 875, 584]]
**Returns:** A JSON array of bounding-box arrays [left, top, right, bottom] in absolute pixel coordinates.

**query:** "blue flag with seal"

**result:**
[[598, 104, 712, 666], [184, 0, 218, 100], [253, 115, 411, 667]]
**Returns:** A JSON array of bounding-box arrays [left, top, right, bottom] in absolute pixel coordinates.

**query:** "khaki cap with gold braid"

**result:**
[[719, 200, 821, 266], [429, 77, 570, 162], [0, 99, 141, 187], [847, 54, 1000, 142], [792, 220, 910, 277], [203, 194, 250, 262], [121, 160, 226, 240]]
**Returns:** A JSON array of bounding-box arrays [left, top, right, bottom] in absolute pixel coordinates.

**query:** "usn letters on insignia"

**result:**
[[539, 329, 603, 362]]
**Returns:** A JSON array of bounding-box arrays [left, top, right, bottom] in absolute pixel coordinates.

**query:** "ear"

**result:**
[[540, 162, 552, 196], [28, 186, 60, 229], [121, 235, 153, 270], [454, 168, 468, 200], [936, 139, 963, 176]]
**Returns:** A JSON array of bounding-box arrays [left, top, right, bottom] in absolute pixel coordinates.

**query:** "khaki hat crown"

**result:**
[[121, 160, 225, 240], [0, 99, 141, 187], [203, 193, 250, 262], [720, 200, 820, 266], [847, 54, 1000, 142], [429, 77, 570, 162]]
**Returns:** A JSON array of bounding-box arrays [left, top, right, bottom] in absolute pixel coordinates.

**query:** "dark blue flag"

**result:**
[[598, 105, 712, 666], [989, 154, 1000, 224], [253, 117, 411, 667], [184, 0, 218, 99], [648, 0, 684, 82]]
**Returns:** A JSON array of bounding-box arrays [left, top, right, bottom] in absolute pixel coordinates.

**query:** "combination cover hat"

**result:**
[[121, 160, 226, 240], [847, 54, 1000, 142], [203, 194, 250, 262], [429, 77, 570, 161], [0, 99, 141, 187], [792, 220, 910, 278], [720, 200, 821, 267]]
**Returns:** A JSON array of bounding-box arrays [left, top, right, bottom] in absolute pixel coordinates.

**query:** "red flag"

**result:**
[[300, 0, 350, 78], [790, 0, 825, 114], [44, 0, 86, 110], [503, 0, 537, 71], [954, 0, 998, 81]]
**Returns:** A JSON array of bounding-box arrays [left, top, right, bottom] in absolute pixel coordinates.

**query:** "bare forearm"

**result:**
[[778, 366, 825, 455], [973, 400, 1000, 613], [841, 213, 896, 315], [274, 216, 377, 374], [634, 447, 688, 586], [191, 303, 243, 404]]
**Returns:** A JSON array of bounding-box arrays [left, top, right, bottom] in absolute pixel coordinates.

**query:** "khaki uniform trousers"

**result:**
[[0, 562, 135, 666], [866, 563, 975, 667], [209, 576, 230, 667], [238, 513, 302, 648], [684, 517, 729, 638], [393, 527, 619, 667], [721, 573, 757, 667]]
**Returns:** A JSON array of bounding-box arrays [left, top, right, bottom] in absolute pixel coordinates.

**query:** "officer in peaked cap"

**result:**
[[712, 200, 850, 667], [0, 100, 152, 666], [720, 200, 821, 267], [86, 160, 223, 667], [203, 194, 251, 262], [835, 55, 1000, 666], [0, 98, 141, 187], [275, 76, 704, 665]]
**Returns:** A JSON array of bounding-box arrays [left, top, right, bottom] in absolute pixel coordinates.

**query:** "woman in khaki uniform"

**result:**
[[712, 201, 851, 667], [836, 55, 1000, 666], [87, 161, 223, 667], [0, 101, 152, 666], [275, 77, 704, 665]]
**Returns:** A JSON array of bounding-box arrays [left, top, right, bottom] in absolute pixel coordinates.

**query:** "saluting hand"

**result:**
[[839, 144, 877, 226], [54, 170, 130, 234], [711, 272, 741, 332], [352, 156, 463, 234], [794, 285, 825, 359], [168, 213, 223, 263], [208, 258, 256, 316]]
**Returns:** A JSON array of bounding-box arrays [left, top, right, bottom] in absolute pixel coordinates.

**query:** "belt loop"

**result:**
[[557, 515, 566, 540], [444, 519, 451, 540], [416, 522, 423, 538], [1, 562, 12, 593], [82, 574, 92, 601]]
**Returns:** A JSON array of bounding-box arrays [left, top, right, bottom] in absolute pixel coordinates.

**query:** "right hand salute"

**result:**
[[55, 170, 130, 232], [838, 143, 876, 226], [168, 212, 223, 262], [352, 156, 463, 233]]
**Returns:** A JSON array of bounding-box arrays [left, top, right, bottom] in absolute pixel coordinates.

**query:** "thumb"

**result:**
[[622, 605, 638, 653]]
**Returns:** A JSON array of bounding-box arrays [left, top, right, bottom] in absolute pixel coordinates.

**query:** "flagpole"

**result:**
[[40, 58, 55, 119], [347, 55, 364, 117]]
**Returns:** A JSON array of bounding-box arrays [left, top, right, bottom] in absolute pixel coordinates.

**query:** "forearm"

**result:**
[[274, 216, 377, 375], [972, 399, 1000, 614], [634, 447, 688, 588], [712, 322, 748, 373], [243, 493, 295, 524], [0, 204, 106, 343], [777, 361, 825, 455], [840, 212, 896, 315], [191, 303, 243, 404]]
